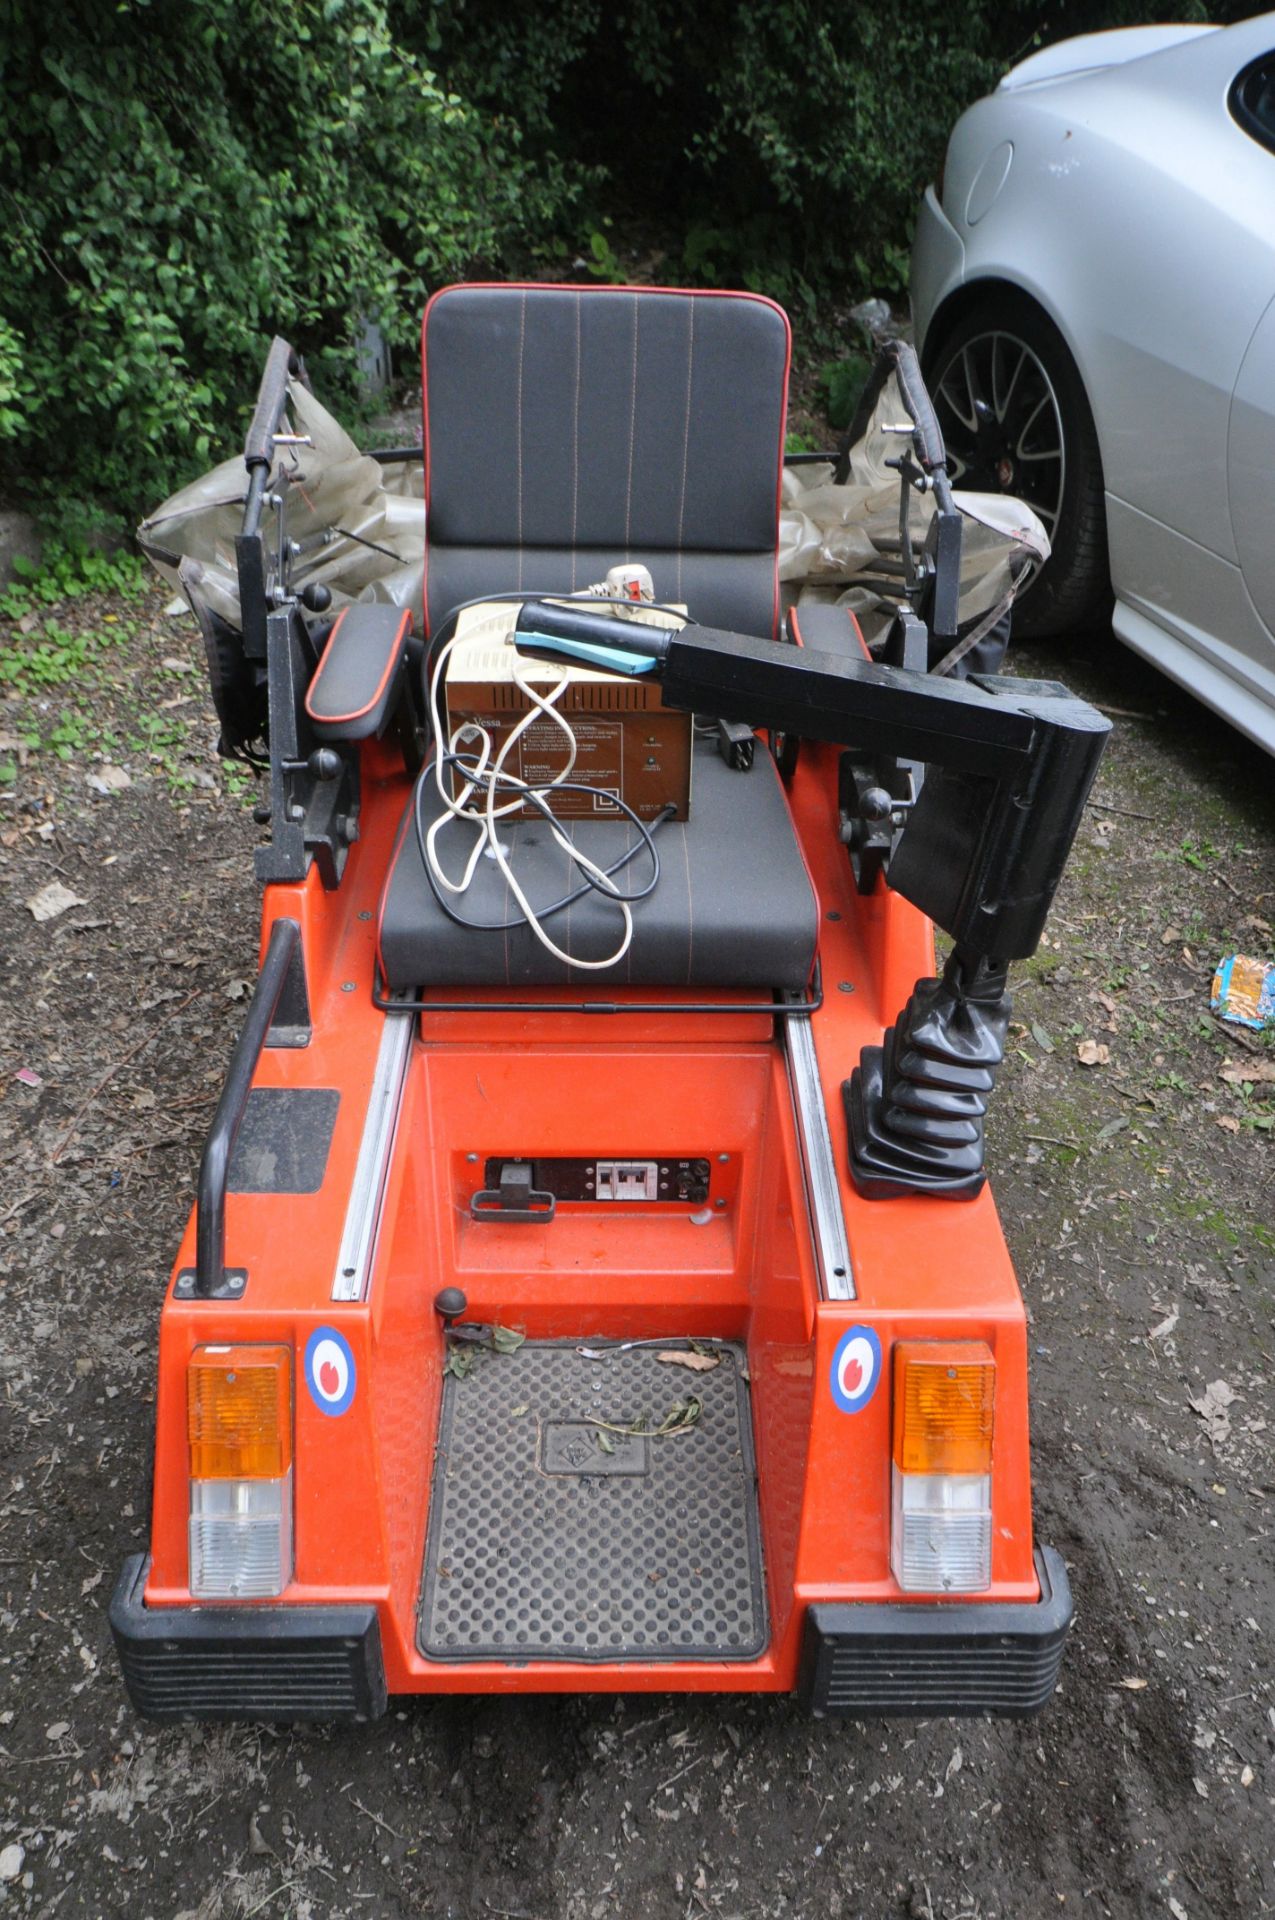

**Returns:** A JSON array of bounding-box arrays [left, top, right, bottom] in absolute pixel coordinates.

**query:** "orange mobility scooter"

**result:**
[[112, 285, 1108, 1720]]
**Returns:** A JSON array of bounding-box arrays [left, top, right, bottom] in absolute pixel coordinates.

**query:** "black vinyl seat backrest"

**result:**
[[422, 284, 791, 639]]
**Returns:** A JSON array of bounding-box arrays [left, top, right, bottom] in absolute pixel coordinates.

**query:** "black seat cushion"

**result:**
[[422, 285, 791, 641], [378, 739, 818, 990]]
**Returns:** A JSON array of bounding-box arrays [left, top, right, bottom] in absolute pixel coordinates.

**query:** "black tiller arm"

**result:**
[[236, 336, 305, 659]]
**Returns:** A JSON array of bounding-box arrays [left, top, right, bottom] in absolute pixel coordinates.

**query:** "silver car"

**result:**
[[911, 15, 1275, 755]]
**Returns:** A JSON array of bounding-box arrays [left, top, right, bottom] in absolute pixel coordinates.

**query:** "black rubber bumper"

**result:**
[[110, 1555, 387, 1723], [801, 1546, 1072, 1718]]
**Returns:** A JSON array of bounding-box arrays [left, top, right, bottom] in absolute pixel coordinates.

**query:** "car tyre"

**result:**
[[923, 292, 1110, 640]]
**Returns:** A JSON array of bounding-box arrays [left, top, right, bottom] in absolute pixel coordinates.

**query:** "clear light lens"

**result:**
[[189, 1472, 293, 1599], [891, 1469, 992, 1593]]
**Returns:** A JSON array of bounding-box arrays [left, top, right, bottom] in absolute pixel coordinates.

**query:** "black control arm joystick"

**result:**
[[513, 602, 1110, 1200]]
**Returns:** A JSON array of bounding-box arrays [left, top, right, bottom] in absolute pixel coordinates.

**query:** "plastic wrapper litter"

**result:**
[[1211, 953, 1275, 1029]]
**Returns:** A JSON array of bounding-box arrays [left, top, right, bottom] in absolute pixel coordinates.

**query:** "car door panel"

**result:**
[[1228, 293, 1275, 655]]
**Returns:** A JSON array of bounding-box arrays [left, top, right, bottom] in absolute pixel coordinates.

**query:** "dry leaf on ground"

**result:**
[[1076, 1039, 1110, 1067], [1190, 1378, 1239, 1446], [86, 766, 131, 795], [26, 881, 86, 923], [1220, 1058, 1275, 1086]]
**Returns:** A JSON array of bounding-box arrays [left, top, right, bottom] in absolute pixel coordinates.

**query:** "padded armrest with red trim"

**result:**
[[785, 603, 869, 659], [305, 606, 413, 741]]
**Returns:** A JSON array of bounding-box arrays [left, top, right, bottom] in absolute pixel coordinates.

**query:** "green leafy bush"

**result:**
[[420, 0, 1211, 313], [3, 0, 1219, 523], [0, 0, 580, 519], [818, 354, 873, 433]]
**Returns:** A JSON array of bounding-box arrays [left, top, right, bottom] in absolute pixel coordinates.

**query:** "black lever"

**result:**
[[470, 1160, 557, 1223]]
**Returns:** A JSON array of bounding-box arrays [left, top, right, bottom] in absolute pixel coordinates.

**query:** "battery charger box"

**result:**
[[444, 601, 692, 821]]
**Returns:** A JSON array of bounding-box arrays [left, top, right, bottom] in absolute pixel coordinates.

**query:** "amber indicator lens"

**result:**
[[187, 1344, 292, 1481], [892, 1341, 995, 1478]]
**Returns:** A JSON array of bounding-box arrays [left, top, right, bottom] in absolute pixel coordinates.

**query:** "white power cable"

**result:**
[[425, 617, 635, 970]]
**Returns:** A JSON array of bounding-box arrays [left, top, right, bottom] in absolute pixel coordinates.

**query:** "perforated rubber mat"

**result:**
[[418, 1341, 767, 1662]]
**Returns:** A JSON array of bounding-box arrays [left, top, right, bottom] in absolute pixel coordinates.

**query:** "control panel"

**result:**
[[482, 1156, 712, 1205]]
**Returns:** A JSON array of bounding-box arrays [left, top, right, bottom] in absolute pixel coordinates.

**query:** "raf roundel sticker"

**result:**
[[830, 1325, 883, 1414], [304, 1326, 357, 1417]]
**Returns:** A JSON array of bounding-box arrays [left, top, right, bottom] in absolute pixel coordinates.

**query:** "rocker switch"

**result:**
[[596, 1160, 659, 1201]]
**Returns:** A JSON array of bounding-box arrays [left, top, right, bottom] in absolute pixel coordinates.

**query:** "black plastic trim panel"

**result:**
[[1230, 50, 1275, 157], [801, 1546, 1071, 1718], [110, 1554, 387, 1723]]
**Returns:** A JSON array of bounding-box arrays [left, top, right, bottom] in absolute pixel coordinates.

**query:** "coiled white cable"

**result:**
[[425, 618, 635, 970]]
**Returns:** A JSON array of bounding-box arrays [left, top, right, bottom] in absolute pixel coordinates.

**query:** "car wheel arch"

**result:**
[[919, 275, 1114, 513], [921, 280, 1091, 404]]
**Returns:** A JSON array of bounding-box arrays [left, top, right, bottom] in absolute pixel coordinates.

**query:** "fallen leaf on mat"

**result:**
[[657, 1350, 721, 1372]]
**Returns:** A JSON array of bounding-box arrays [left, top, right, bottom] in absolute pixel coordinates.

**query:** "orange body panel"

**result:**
[[144, 732, 1042, 1696]]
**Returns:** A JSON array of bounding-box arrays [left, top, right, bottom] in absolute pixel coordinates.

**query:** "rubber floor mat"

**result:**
[[418, 1340, 767, 1661]]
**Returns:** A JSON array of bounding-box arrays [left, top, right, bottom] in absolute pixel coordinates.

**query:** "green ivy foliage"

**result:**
[[2, 0, 1222, 521], [0, 0, 579, 517], [419, 0, 1212, 313]]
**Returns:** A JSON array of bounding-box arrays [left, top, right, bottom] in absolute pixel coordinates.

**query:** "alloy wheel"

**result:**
[[932, 330, 1066, 538]]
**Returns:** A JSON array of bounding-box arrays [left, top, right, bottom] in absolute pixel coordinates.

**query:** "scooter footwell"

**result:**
[[417, 1341, 767, 1663]]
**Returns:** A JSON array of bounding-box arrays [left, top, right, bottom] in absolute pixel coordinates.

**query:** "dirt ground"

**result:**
[[1, 578, 1273, 1920]]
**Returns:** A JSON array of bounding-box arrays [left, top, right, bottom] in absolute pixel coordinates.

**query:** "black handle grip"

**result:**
[[244, 335, 300, 471], [514, 598, 676, 660], [193, 917, 301, 1294], [834, 338, 949, 485], [888, 340, 947, 475]]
